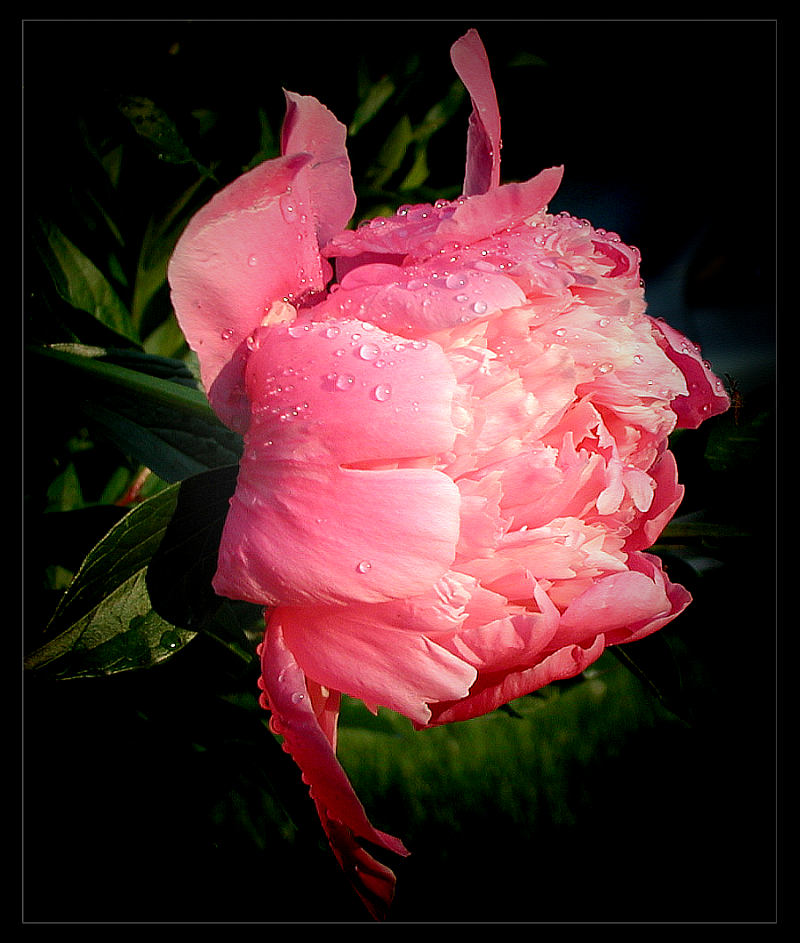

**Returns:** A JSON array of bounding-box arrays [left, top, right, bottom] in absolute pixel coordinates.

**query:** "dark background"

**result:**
[[22, 18, 778, 924]]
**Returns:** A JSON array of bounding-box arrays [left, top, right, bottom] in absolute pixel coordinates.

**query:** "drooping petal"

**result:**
[[259, 614, 407, 920], [277, 602, 477, 725], [450, 28, 502, 196]]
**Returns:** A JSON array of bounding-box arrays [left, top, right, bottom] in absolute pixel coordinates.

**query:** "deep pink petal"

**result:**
[[450, 28, 502, 196], [625, 449, 685, 552], [650, 317, 730, 428], [259, 614, 407, 920], [281, 90, 357, 246], [277, 603, 477, 725]]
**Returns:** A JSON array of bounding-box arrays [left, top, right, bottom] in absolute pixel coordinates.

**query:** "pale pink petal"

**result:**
[[450, 28, 502, 196], [275, 604, 477, 725], [259, 615, 407, 920], [167, 153, 326, 428], [650, 317, 730, 428], [281, 90, 357, 246]]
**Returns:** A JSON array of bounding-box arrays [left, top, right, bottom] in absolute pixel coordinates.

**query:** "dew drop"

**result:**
[[373, 383, 392, 402], [325, 325, 341, 339], [160, 630, 181, 651], [220, 328, 235, 340], [633, 354, 644, 364], [335, 374, 355, 390], [553, 327, 567, 337], [472, 300, 488, 315], [356, 560, 372, 573], [597, 361, 614, 374], [358, 343, 381, 361], [291, 692, 305, 704], [598, 317, 610, 328], [445, 272, 468, 290], [247, 254, 258, 267]]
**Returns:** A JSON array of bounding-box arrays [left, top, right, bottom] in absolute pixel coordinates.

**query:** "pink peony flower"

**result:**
[[168, 28, 729, 919]]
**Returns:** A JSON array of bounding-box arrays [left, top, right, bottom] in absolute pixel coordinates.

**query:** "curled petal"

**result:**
[[429, 633, 607, 726], [651, 317, 730, 428], [260, 614, 407, 920], [450, 28, 502, 196], [168, 154, 326, 428], [281, 90, 357, 246]]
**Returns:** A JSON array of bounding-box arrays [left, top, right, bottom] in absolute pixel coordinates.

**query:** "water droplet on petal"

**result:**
[[247, 255, 258, 267], [335, 374, 355, 390], [597, 361, 614, 374], [373, 383, 392, 402], [445, 273, 468, 290], [291, 691, 305, 704], [325, 325, 341, 339], [356, 560, 372, 573], [472, 300, 488, 315], [220, 328, 235, 340], [358, 343, 381, 361]]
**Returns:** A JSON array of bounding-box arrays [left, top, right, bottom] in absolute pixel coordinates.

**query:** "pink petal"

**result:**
[[275, 603, 477, 726], [450, 29, 502, 196], [650, 317, 730, 428], [259, 615, 407, 920], [281, 90, 357, 246], [428, 633, 607, 726], [553, 554, 688, 649], [213, 461, 460, 607], [625, 448, 685, 552], [167, 153, 326, 429], [318, 261, 527, 338], [436, 166, 564, 246], [241, 316, 460, 465]]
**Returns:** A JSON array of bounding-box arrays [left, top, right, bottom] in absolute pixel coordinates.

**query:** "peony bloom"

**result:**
[[167, 29, 729, 919]]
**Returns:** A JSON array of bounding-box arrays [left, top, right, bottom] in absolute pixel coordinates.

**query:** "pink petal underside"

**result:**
[[276, 603, 477, 725], [167, 153, 326, 428], [550, 561, 684, 650], [624, 448, 685, 552], [428, 633, 607, 726], [650, 317, 730, 428], [281, 90, 357, 246], [259, 614, 407, 920], [603, 551, 692, 646], [450, 28, 502, 196]]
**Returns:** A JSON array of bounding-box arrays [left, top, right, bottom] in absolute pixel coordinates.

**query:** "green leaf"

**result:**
[[25, 483, 194, 679], [35, 220, 139, 344], [349, 74, 396, 137], [30, 344, 242, 481], [118, 95, 215, 178]]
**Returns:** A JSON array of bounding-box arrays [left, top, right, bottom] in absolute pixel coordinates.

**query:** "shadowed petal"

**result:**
[[450, 28, 502, 196], [259, 615, 408, 920]]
